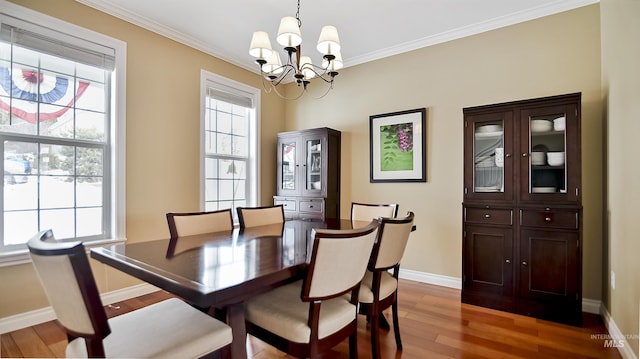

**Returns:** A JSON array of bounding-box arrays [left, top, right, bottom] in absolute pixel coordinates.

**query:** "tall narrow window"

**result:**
[[201, 71, 259, 217], [0, 5, 125, 261]]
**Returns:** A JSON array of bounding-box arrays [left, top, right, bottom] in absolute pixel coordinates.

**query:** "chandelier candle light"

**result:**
[[249, 0, 343, 99]]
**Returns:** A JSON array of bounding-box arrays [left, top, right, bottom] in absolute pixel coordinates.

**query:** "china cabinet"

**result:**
[[274, 127, 341, 220], [462, 93, 582, 326]]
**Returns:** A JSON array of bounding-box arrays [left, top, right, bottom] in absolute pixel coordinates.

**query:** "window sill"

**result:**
[[0, 237, 127, 267]]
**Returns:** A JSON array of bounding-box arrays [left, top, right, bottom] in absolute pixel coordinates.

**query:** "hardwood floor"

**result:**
[[1, 279, 622, 359]]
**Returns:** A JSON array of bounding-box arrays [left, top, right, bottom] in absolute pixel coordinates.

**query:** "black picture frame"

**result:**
[[370, 108, 427, 183]]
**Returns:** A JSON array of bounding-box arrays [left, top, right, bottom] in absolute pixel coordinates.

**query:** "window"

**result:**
[[0, 2, 125, 264], [201, 71, 259, 218]]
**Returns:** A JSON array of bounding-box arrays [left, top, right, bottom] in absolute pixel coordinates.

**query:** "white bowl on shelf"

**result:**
[[553, 117, 566, 131], [531, 119, 553, 132], [546, 152, 565, 166], [531, 152, 546, 165], [532, 186, 556, 193], [477, 124, 502, 133]]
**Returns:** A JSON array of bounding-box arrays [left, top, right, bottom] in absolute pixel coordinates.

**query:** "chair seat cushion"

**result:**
[[66, 298, 232, 358], [358, 270, 398, 304], [245, 280, 357, 343]]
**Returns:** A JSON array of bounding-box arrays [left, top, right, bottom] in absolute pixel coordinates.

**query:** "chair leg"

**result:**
[[349, 330, 358, 359], [370, 306, 381, 359], [392, 299, 402, 350]]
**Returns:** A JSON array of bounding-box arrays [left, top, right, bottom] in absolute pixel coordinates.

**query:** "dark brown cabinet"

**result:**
[[274, 127, 341, 220], [462, 93, 582, 326]]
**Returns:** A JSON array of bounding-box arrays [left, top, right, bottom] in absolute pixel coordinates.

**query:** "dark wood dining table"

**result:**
[[90, 218, 369, 359]]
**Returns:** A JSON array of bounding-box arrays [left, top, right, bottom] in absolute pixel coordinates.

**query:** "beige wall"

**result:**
[[0, 0, 286, 316], [286, 6, 603, 299], [0, 0, 613, 330], [601, 0, 640, 355]]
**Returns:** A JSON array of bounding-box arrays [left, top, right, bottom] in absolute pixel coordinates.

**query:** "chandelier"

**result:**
[[249, 0, 342, 100]]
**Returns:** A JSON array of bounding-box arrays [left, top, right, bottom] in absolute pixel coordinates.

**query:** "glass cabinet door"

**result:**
[[304, 136, 323, 193], [280, 139, 296, 192], [520, 104, 579, 202], [474, 122, 504, 193], [465, 111, 514, 201]]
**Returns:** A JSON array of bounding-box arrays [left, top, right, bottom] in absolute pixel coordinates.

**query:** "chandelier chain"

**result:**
[[296, 0, 302, 28]]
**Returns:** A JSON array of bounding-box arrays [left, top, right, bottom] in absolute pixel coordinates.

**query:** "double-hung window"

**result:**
[[0, 2, 125, 263], [201, 71, 259, 218]]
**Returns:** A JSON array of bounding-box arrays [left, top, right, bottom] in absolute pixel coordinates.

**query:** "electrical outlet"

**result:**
[[611, 271, 615, 290]]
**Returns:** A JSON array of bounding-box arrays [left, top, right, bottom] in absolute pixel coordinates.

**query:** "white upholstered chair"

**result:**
[[350, 202, 399, 226], [236, 204, 285, 228], [166, 208, 233, 238], [359, 211, 415, 359], [27, 229, 232, 358], [244, 220, 379, 358]]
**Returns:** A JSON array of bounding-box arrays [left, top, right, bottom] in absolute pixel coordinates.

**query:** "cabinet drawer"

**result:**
[[274, 198, 297, 211], [520, 209, 579, 229], [299, 199, 323, 213], [465, 208, 513, 225]]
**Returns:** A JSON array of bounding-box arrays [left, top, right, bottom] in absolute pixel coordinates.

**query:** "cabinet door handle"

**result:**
[[522, 153, 528, 157], [522, 261, 528, 266], [505, 259, 511, 263], [505, 153, 511, 158], [484, 214, 491, 218], [545, 217, 552, 223]]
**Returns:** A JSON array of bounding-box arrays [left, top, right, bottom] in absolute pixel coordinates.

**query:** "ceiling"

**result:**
[[76, 0, 596, 73]]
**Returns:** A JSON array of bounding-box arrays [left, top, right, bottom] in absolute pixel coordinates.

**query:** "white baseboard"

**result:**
[[399, 268, 462, 289], [583, 297, 601, 314], [0, 283, 158, 334], [601, 304, 639, 359]]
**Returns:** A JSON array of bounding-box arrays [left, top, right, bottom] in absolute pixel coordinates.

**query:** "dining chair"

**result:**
[[27, 229, 233, 358], [166, 208, 233, 238], [358, 211, 415, 359], [350, 202, 399, 225], [236, 204, 285, 228], [244, 220, 379, 359]]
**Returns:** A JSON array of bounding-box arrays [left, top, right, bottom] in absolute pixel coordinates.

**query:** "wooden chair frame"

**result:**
[[236, 204, 285, 228], [166, 208, 233, 238], [245, 220, 379, 359], [361, 212, 415, 359], [350, 202, 399, 221]]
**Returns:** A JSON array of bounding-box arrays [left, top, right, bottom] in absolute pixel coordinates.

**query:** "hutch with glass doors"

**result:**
[[274, 127, 341, 220], [462, 93, 582, 326]]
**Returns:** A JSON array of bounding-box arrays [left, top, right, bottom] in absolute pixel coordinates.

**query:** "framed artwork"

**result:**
[[370, 108, 426, 183]]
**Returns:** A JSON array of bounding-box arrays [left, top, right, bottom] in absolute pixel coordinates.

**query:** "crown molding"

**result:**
[[346, 0, 600, 67], [76, 0, 598, 72]]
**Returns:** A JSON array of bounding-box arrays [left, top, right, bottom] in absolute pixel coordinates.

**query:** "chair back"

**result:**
[[370, 212, 415, 270], [351, 202, 399, 223], [166, 209, 233, 238], [302, 220, 378, 300], [237, 205, 285, 228], [27, 230, 110, 341]]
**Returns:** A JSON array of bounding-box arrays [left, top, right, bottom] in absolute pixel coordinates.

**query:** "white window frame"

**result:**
[[0, 0, 126, 266], [200, 70, 260, 216]]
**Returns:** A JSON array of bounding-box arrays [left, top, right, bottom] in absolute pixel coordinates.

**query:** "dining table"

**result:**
[[90, 218, 372, 359]]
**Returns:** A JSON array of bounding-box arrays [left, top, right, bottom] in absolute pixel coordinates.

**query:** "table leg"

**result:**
[[226, 303, 247, 359]]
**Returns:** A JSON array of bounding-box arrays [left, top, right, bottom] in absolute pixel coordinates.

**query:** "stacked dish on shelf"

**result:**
[[531, 119, 553, 132], [476, 124, 503, 137]]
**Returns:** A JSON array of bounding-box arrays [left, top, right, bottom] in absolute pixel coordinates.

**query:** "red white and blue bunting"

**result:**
[[0, 67, 90, 124]]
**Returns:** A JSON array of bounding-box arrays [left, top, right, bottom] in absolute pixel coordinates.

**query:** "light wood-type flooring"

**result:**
[[1, 279, 623, 358]]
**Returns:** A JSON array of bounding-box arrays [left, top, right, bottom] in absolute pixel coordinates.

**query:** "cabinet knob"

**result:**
[[484, 214, 491, 219], [505, 153, 511, 158], [522, 261, 528, 266], [522, 153, 528, 157], [545, 217, 552, 223], [505, 259, 511, 263]]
